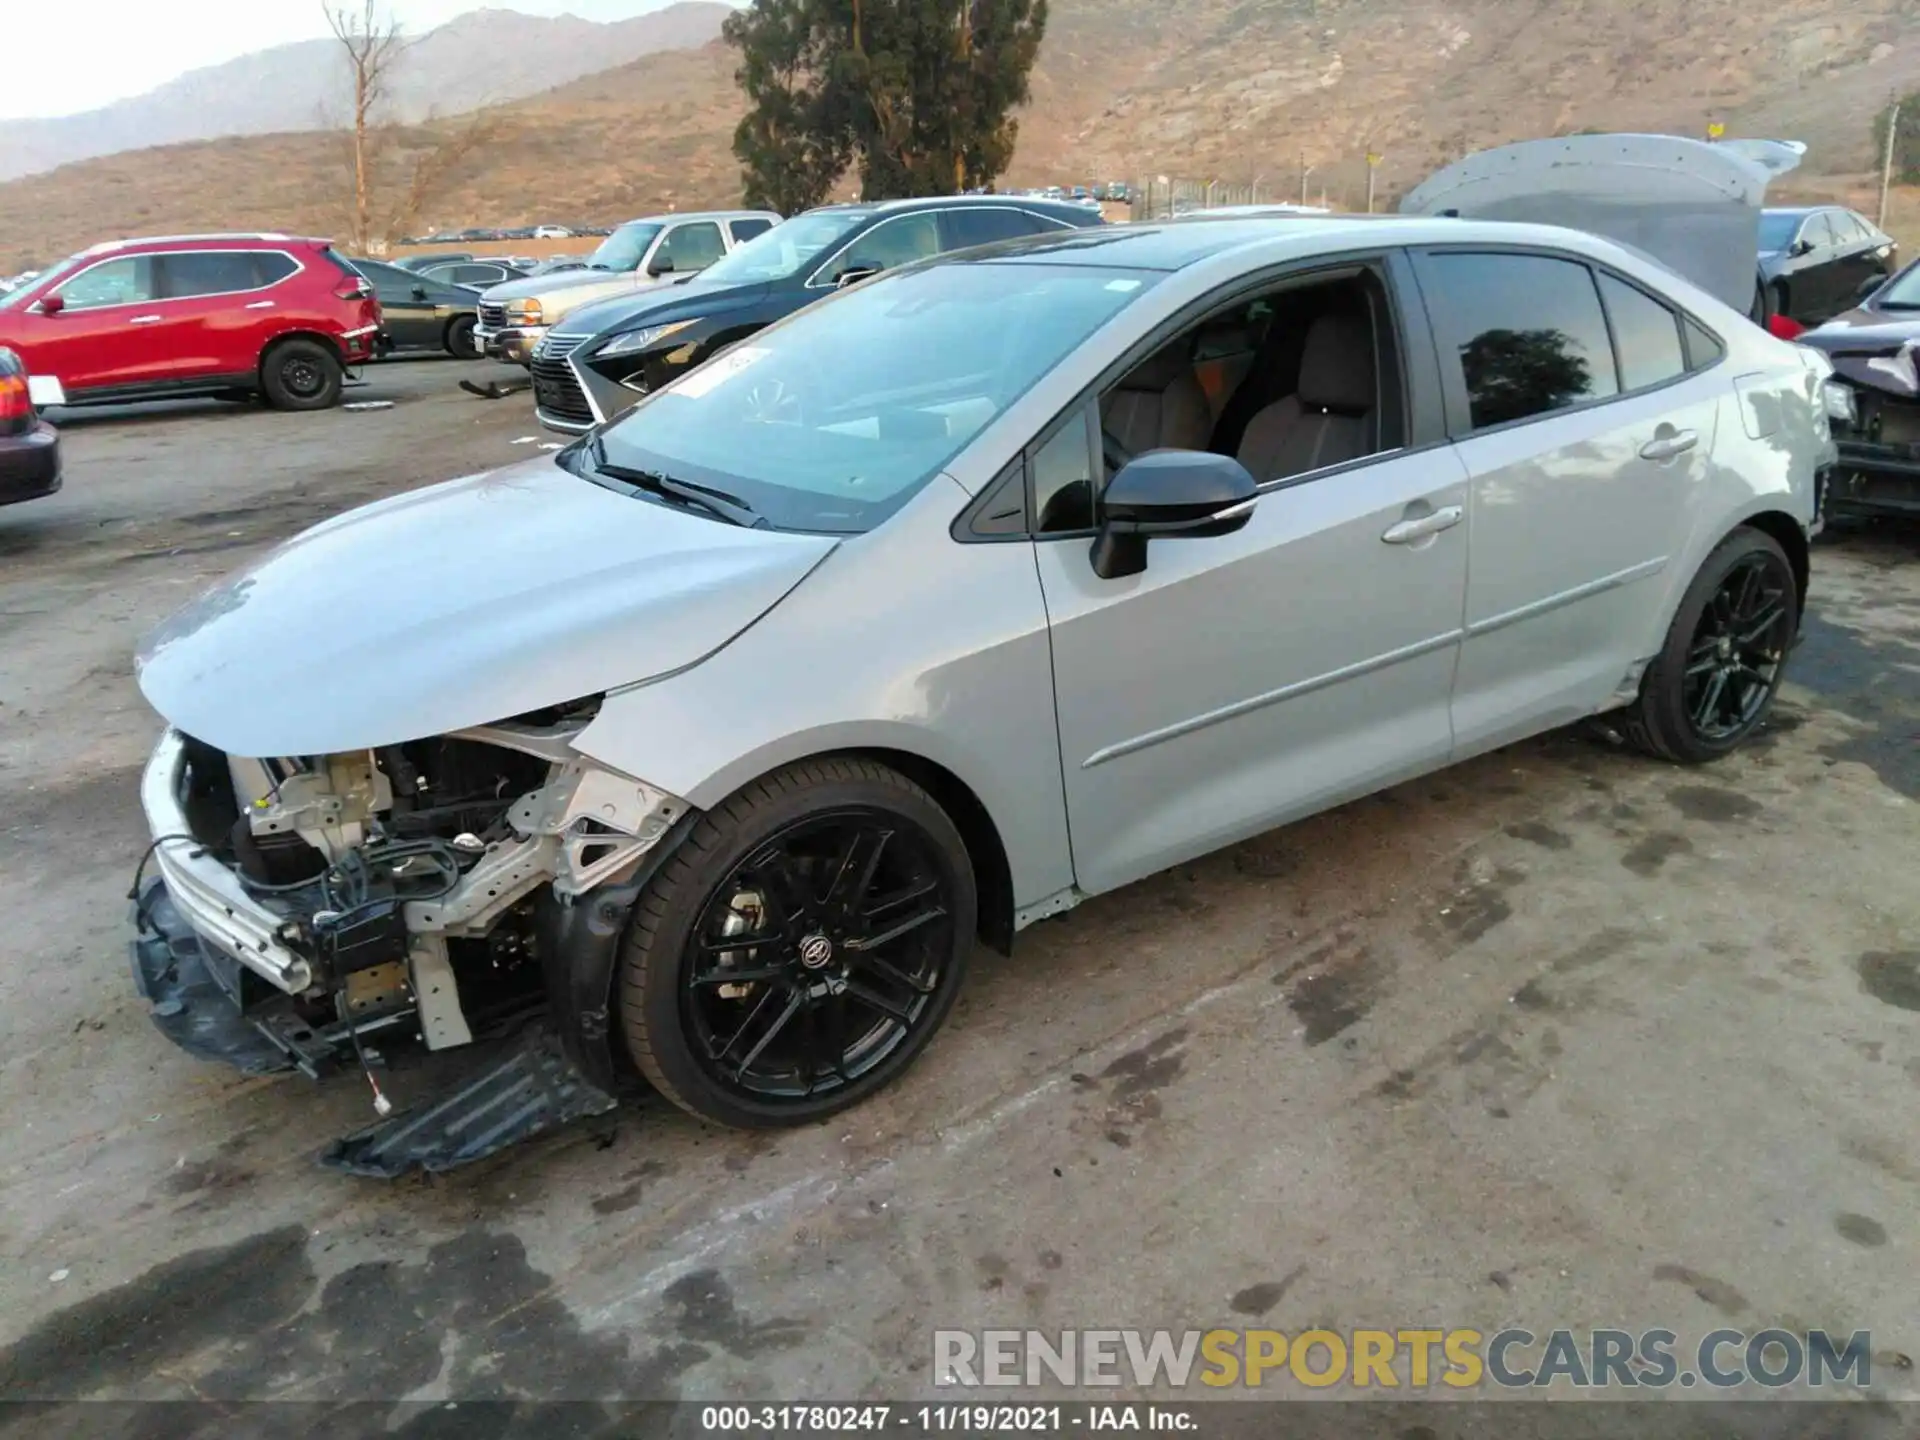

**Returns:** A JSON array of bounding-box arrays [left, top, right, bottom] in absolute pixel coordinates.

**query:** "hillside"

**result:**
[[1, 0, 1915, 270], [0, 3, 730, 184]]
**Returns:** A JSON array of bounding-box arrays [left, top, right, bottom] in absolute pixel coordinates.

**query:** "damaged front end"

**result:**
[[129, 700, 691, 1176], [1814, 340, 1920, 519]]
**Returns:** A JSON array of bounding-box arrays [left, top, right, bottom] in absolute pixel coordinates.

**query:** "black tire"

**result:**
[[445, 314, 481, 360], [1766, 281, 1790, 324], [259, 338, 343, 411], [619, 757, 975, 1129], [1619, 527, 1800, 764]]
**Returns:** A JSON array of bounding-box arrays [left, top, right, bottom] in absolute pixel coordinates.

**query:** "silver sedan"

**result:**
[[129, 184, 1837, 1167]]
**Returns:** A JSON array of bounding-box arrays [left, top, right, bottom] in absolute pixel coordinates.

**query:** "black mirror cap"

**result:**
[[1103, 449, 1257, 525], [836, 266, 880, 289], [1091, 450, 1258, 580]]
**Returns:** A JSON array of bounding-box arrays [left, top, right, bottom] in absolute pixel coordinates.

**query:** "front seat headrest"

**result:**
[[1296, 313, 1376, 414]]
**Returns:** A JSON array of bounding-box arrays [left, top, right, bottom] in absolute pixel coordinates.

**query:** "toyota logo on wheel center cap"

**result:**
[[799, 933, 835, 969]]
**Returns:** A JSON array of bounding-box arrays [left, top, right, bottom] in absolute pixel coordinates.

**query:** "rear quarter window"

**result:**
[[1594, 272, 1686, 393]]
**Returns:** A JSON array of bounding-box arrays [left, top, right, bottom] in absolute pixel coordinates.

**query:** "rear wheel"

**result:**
[[1766, 280, 1790, 323], [445, 314, 481, 360], [259, 338, 342, 411], [1620, 527, 1799, 764], [618, 758, 975, 1129]]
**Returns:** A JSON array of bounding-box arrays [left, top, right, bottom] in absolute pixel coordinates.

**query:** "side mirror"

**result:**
[[38, 293, 64, 316], [835, 265, 880, 289], [1089, 450, 1258, 581], [411, 285, 428, 301], [647, 254, 674, 276], [1790, 239, 1815, 258]]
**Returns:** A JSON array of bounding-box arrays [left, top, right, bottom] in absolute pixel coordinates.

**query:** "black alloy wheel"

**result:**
[[1682, 552, 1795, 743], [620, 758, 975, 1128], [684, 810, 952, 1100], [1620, 527, 1799, 763]]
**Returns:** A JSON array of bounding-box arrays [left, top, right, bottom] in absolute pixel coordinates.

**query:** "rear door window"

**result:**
[[1595, 272, 1686, 393], [1421, 251, 1620, 431], [939, 207, 1041, 251], [728, 217, 774, 244], [162, 251, 273, 298]]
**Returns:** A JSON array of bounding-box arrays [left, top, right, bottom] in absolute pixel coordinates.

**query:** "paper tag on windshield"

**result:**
[[670, 346, 769, 399]]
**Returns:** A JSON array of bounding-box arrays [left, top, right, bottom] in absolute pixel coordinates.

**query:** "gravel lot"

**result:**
[[0, 358, 1916, 1415]]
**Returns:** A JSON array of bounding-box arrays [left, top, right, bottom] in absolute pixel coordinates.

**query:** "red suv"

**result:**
[[0, 234, 381, 412]]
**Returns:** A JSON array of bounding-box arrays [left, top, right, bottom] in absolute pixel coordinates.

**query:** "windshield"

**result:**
[[698, 211, 871, 285], [1876, 264, 1920, 309], [1758, 212, 1802, 252], [590, 260, 1161, 533], [0, 253, 82, 309], [588, 223, 664, 272]]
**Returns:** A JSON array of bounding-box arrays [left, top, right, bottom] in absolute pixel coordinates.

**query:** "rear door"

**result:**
[[1412, 248, 1719, 755], [156, 250, 299, 380]]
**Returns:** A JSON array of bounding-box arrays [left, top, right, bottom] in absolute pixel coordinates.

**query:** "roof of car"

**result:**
[[808, 195, 1099, 220], [1762, 206, 1823, 218], [967, 214, 1649, 273], [613, 209, 780, 225], [82, 233, 321, 256]]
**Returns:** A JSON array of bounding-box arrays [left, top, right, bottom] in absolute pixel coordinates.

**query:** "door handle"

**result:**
[[1639, 430, 1698, 462], [244, 300, 275, 310], [1381, 505, 1464, 545], [128, 314, 162, 325]]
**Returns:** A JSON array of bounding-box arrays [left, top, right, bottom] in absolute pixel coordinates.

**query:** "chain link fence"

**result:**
[[1127, 169, 1391, 221]]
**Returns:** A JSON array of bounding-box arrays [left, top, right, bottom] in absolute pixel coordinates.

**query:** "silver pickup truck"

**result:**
[[474, 210, 779, 365]]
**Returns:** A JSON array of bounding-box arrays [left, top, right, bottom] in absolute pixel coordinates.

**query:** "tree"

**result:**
[[325, 0, 407, 252], [1876, 90, 1919, 188], [724, 0, 1047, 210]]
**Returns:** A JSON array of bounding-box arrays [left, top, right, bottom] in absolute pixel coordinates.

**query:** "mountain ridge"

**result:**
[[0, 3, 731, 184]]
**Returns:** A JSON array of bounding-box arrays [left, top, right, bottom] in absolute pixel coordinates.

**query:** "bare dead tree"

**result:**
[[384, 109, 505, 246], [324, 0, 406, 252]]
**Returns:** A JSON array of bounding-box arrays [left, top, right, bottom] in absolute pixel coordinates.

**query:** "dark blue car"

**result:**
[[534, 195, 1104, 434]]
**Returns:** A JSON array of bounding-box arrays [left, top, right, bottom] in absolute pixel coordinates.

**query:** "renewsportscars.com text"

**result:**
[[933, 1327, 1874, 1391]]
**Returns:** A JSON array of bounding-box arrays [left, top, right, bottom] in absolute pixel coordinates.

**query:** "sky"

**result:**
[[2, 1, 677, 120]]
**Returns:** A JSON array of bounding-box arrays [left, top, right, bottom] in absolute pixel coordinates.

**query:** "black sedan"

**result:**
[[0, 347, 59, 507], [1758, 206, 1898, 325], [346, 259, 487, 359], [1799, 259, 1920, 519], [531, 195, 1104, 433]]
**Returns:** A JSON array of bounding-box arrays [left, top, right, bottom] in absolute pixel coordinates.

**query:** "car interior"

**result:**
[[1034, 269, 1405, 533]]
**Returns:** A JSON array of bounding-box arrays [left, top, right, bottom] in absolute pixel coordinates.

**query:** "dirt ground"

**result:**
[[0, 358, 1917, 1419]]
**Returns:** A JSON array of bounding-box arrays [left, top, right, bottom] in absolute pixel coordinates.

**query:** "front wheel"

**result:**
[[619, 758, 975, 1129], [1619, 527, 1799, 763], [259, 338, 343, 411]]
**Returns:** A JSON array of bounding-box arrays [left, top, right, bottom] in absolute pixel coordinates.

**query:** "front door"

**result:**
[[1413, 249, 1718, 754], [1037, 409, 1470, 897], [20, 254, 171, 394]]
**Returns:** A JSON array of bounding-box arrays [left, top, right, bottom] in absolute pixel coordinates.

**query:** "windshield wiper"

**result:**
[[586, 436, 760, 527], [1876, 300, 1920, 311]]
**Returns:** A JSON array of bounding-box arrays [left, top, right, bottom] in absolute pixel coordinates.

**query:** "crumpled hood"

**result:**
[[137, 458, 838, 757], [1801, 310, 1920, 351]]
